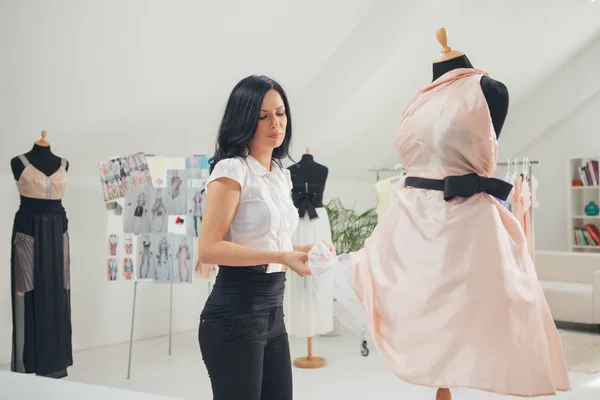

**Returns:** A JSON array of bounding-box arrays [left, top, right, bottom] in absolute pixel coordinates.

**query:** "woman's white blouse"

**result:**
[[206, 156, 299, 253]]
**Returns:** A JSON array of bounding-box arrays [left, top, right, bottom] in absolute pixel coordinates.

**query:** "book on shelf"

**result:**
[[574, 224, 600, 246], [577, 160, 599, 186]]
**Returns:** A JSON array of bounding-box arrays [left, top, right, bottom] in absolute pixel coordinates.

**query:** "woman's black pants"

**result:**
[[199, 306, 293, 400]]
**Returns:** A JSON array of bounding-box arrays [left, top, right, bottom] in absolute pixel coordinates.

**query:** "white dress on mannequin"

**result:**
[[284, 155, 334, 338], [284, 208, 334, 337]]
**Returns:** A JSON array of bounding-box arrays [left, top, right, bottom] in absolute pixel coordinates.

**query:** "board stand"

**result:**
[[126, 278, 175, 379], [127, 275, 213, 379]]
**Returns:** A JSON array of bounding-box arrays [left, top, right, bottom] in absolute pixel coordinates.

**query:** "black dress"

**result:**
[[11, 155, 72, 378]]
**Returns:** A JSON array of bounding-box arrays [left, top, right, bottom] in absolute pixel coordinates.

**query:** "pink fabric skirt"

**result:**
[[349, 188, 570, 397]]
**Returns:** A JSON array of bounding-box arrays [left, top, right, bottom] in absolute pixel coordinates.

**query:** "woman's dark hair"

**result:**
[[209, 75, 292, 173]]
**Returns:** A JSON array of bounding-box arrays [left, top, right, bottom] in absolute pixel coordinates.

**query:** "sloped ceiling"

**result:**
[[1, 0, 599, 179]]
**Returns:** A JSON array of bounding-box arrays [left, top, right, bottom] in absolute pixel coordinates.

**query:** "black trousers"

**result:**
[[199, 306, 292, 400]]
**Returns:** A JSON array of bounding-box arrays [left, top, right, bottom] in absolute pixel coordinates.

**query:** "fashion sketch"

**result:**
[[186, 157, 201, 170], [153, 234, 173, 283], [123, 190, 150, 234], [107, 258, 118, 281], [137, 234, 154, 280], [174, 235, 193, 283], [123, 258, 134, 280], [99, 161, 115, 202], [108, 234, 119, 256], [124, 234, 133, 255], [187, 188, 206, 237], [167, 169, 188, 215], [117, 156, 131, 193], [150, 188, 168, 233], [128, 152, 152, 193], [147, 156, 166, 187]]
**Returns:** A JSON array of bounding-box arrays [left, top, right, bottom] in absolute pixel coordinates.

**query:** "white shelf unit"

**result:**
[[567, 157, 600, 252]]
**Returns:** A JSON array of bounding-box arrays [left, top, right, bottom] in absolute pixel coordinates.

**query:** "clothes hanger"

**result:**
[[511, 158, 519, 184], [505, 158, 511, 179], [387, 165, 406, 182]]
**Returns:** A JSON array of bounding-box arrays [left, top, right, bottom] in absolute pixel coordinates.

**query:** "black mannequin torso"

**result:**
[[288, 154, 328, 219], [11, 144, 69, 181], [432, 55, 509, 137], [288, 154, 329, 185]]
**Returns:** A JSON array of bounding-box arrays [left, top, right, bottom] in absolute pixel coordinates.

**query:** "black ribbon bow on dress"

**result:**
[[405, 174, 513, 202], [291, 191, 320, 220]]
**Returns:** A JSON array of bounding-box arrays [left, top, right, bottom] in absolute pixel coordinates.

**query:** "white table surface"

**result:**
[[0, 371, 183, 400]]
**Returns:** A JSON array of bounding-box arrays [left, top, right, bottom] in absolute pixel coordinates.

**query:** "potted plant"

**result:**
[[325, 197, 378, 254]]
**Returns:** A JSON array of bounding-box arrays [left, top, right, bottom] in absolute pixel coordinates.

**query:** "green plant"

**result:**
[[325, 197, 378, 254]]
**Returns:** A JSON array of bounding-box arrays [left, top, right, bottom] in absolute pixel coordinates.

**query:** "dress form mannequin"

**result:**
[[286, 148, 330, 369], [431, 26, 510, 400], [11, 131, 70, 180], [10, 129, 72, 378], [433, 28, 509, 137]]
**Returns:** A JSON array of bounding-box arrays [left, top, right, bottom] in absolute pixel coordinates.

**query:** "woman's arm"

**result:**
[[197, 178, 285, 266], [293, 244, 312, 253]]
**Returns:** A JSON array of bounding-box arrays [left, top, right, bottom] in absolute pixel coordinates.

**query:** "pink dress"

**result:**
[[350, 68, 570, 397]]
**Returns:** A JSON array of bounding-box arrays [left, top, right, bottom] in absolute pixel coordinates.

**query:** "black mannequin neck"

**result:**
[[432, 55, 473, 82], [301, 153, 314, 163], [30, 143, 53, 155], [10, 143, 68, 180]]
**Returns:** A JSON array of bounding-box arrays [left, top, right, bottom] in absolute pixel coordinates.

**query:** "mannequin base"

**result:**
[[293, 356, 327, 369], [436, 388, 451, 400]]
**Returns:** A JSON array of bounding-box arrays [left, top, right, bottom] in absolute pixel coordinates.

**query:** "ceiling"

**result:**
[[1, 0, 599, 179]]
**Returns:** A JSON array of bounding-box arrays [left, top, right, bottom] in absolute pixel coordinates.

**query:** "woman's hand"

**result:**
[[322, 240, 337, 255], [293, 241, 337, 255], [282, 251, 311, 277]]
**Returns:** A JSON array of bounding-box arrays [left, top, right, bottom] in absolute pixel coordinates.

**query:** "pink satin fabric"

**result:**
[[350, 69, 570, 396]]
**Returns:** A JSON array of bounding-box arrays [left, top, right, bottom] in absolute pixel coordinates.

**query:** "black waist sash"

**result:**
[[404, 174, 513, 202], [18, 196, 65, 214]]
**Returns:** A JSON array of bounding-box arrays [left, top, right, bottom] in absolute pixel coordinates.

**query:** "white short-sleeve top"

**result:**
[[206, 155, 299, 253]]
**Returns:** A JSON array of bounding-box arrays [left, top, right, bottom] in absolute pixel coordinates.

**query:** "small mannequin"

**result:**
[[11, 130, 69, 180], [288, 148, 329, 369], [433, 27, 509, 137]]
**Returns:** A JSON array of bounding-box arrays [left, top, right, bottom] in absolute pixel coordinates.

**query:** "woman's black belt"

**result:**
[[404, 174, 513, 202]]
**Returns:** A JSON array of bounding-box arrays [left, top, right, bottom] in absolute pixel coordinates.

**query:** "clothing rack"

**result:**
[[367, 165, 404, 182]]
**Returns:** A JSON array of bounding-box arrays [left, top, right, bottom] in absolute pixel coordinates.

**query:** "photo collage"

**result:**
[[99, 152, 154, 203]]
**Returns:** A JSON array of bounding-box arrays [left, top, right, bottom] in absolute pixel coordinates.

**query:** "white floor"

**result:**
[[3, 329, 600, 399]]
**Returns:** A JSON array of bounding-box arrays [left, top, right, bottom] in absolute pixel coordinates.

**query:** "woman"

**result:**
[[198, 75, 329, 400]]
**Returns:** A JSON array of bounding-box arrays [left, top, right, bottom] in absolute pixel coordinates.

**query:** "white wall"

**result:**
[[499, 37, 600, 161], [515, 91, 600, 252], [324, 180, 377, 213]]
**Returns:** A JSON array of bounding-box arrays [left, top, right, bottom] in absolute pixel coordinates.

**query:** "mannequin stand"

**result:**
[[293, 337, 327, 369], [436, 388, 451, 400]]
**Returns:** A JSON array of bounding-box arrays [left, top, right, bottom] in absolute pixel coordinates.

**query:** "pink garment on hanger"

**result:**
[[349, 69, 570, 397], [511, 175, 538, 257]]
